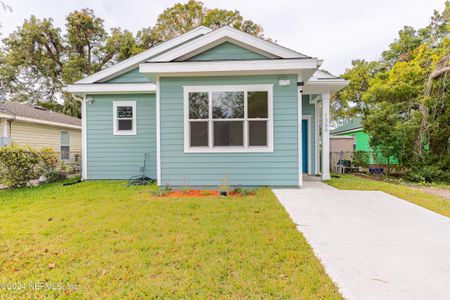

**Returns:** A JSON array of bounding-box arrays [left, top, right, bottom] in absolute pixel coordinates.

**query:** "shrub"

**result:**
[[38, 147, 59, 174], [43, 169, 66, 183], [352, 151, 370, 168], [0, 146, 66, 188], [0, 145, 41, 188]]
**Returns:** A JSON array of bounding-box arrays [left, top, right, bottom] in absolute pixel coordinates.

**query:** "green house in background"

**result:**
[[331, 118, 398, 166]]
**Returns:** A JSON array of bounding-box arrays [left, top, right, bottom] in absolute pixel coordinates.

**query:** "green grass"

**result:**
[[327, 174, 450, 218], [0, 181, 341, 299]]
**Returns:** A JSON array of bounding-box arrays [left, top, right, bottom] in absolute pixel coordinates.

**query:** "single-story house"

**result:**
[[65, 26, 348, 187], [331, 118, 398, 166], [0, 101, 81, 161]]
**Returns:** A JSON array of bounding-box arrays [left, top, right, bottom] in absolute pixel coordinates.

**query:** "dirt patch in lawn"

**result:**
[[410, 186, 450, 201]]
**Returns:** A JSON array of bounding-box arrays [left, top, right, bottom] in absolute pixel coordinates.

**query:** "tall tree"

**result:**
[[150, 0, 264, 42], [1, 9, 139, 116], [335, 1, 450, 181]]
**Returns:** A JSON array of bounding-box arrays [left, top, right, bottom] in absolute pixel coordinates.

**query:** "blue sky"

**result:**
[[0, 0, 446, 74]]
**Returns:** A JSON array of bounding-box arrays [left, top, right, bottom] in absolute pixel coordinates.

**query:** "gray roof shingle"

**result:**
[[0, 101, 81, 127]]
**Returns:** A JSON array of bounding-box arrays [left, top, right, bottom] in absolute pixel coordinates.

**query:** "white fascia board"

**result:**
[[14, 116, 81, 130], [303, 79, 349, 94], [75, 26, 212, 84], [150, 26, 307, 62], [64, 83, 156, 94], [140, 58, 319, 76]]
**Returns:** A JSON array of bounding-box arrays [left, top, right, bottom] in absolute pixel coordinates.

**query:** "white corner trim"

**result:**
[[113, 101, 137, 136], [302, 115, 312, 175], [75, 26, 212, 84], [151, 26, 307, 62], [82, 95, 88, 180], [183, 84, 274, 153], [64, 83, 156, 94], [298, 86, 303, 187], [140, 58, 319, 76], [156, 77, 161, 186]]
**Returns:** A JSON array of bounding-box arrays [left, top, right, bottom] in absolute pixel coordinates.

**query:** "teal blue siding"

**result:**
[[302, 94, 316, 173], [160, 75, 299, 186], [86, 94, 156, 179], [107, 68, 152, 83], [188, 42, 269, 61]]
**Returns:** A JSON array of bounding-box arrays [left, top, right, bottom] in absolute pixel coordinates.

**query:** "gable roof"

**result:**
[[75, 26, 212, 84], [331, 118, 363, 134], [0, 101, 81, 129], [149, 26, 309, 62]]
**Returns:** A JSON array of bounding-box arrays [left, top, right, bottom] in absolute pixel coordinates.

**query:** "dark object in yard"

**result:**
[[128, 153, 156, 186], [331, 174, 341, 178], [63, 179, 82, 186], [369, 167, 385, 175], [220, 191, 227, 196], [129, 176, 155, 186]]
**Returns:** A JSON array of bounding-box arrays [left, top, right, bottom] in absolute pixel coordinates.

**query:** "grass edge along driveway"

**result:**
[[326, 174, 450, 218], [0, 181, 342, 299]]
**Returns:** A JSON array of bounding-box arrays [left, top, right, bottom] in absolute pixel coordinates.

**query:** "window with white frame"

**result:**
[[60, 131, 70, 160], [184, 85, 273, 152], [113, 101, 136, 135]]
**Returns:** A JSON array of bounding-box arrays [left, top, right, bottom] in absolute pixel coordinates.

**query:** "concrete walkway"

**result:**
[[273, 182, 450, 300]]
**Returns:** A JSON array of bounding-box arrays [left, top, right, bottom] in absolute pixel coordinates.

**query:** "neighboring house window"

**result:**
[[184, 85, 273, 153], [60, 131, 70, 160], [113, 101, 136, 135]]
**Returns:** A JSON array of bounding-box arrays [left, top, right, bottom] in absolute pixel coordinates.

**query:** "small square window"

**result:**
[[113, 101, 136, 135]]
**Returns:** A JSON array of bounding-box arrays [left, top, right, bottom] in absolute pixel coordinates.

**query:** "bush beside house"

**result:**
[[0, 145, 67, 188]]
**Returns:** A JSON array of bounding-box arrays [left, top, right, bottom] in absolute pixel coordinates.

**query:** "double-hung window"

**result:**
[[184, 85, 273, 152], [60, 131, 70, 160], [113, 101, 136, 135]]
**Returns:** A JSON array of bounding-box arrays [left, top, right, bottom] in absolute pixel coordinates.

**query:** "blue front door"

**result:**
[[302, 119, 308, 173]]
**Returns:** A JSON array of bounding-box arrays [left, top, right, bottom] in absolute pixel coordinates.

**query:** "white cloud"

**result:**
[[0, 0, 445, 74]]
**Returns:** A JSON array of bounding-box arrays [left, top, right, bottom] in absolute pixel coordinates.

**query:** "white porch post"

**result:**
[[298, 85, 303, 187], [321, 92, 330, 180], [314, 101, 320, 175]]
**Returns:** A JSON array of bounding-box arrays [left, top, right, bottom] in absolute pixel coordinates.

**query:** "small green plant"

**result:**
[[232, 187, 253, 196], [150, 183, 172, 197]]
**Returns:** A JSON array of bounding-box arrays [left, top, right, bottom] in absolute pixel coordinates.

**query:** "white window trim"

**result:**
[[113, 101, 137, 136], [183, 84, 273, 153]]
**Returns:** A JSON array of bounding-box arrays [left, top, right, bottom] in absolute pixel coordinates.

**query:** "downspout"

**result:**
[[71, 94, 86, 180]]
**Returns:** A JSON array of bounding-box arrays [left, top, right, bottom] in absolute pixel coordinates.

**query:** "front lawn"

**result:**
[[327, 174, 450, 218], [0, 181, 341, 299]]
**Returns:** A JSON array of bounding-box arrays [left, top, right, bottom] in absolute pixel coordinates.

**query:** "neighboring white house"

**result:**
[[0, 101, 81, 161]]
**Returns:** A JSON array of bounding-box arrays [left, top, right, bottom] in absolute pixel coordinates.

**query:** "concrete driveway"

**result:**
[[273, 181, 450, 300]]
